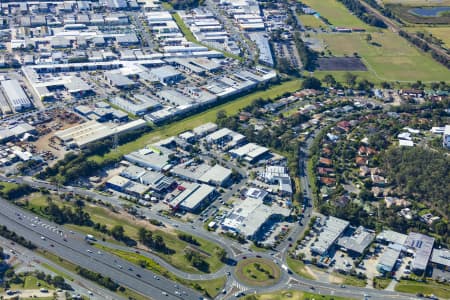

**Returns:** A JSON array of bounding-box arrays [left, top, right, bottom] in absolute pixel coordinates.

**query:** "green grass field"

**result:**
[[298, 14, 326, 28], [395, 280, 450, 298], [286, 257, 315, 280], [235, 258, 281, 287], [406, 26, 450, 47], [0, 181, 19, 193], [243, 290, 353, 300], [316, 31, 450, 82], [382, 0, 450, 6], [89, 79, 301, 164], [300, 0, 376, 30], [373, 276, 392, 289]]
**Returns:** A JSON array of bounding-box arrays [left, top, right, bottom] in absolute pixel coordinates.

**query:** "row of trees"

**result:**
[[399, 30, 450, 69], [44, 201, 92, 226], [177, 233, 200, 246], [3, 270, 71, 290], [293, 31, 317, 71], [0, 184, 36, 200], [138, 228, 173, 254], [163, 0, 204, 9], [337, 0, 387, 28], [76, 266, 119, 291], [184, 249, 209, 272], [0, 225, 36, 249]]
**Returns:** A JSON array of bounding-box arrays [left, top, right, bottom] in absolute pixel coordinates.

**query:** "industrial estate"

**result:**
[[0, 0, 448, 300]]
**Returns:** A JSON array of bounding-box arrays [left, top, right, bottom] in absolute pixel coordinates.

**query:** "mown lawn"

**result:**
[[406, 26, 450, 48], [235, 258, 281, 287], [395, 280, 450, 298], [316, 31, 450, 82], [300, 0, 375, 30], [89, 79, 302, 164], [298, 14, 326, 28], [286, 257, 315, 280], [373, 276, 392, 289], [336, 273, 367, 287]]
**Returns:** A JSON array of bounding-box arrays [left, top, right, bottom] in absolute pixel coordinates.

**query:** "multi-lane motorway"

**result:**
[[0, 198, 202, 300]]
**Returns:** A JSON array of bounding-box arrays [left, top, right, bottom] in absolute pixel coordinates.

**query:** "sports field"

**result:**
[[298, 14, 326, 28], [317, 31, 450, 82], [300, 0, 375, 30]]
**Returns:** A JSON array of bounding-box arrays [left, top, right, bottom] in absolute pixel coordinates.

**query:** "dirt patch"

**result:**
[[329, 273, 344, 284], [317, 57, 367, 71]]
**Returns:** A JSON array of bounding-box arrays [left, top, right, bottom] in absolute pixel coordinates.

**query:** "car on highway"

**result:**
[[40, 236, 46, 240], [86, 249, 92, 253], [136, 274, 141, 278]]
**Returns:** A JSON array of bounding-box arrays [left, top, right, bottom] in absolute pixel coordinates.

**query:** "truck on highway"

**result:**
[[85, 234, 96, 242]]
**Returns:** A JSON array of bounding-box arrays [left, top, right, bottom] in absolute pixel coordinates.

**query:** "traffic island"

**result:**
[[235, 258, 281, 287]]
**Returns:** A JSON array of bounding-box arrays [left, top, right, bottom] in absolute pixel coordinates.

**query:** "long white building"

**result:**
[[1, 79, 32, 112]]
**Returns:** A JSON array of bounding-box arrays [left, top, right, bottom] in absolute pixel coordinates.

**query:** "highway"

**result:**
[[0, 198, 202, 300]]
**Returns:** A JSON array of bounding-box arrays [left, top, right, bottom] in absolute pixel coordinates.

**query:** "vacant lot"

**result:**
[[318, 31, 450, 82], [317, 57, 367, 71], [300, 0, 375, 30], [298, 14, 326, 28]]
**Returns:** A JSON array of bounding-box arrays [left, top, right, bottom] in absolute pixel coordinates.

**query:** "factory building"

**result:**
[[310, 216, 349, 256], [405, 232, 434, 274], [1, 79, 32, 112], [54, 119, 146, 148], [167, 182, 216, 213]]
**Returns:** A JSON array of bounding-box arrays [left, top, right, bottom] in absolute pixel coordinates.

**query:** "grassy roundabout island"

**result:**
[[235, 258, 281, 287]]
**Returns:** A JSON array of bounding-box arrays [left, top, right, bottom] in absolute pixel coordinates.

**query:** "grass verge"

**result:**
[[243, 290, 354, 300], [286, 257, 315, 280], [395, 279, 450, 298]]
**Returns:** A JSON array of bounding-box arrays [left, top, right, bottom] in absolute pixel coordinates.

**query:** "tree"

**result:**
[[344, 72, 357, 88], [302, 77, 322, 90], [323, 74, 336, 87], [111, 225, 125, 241], [215, 248, 227, 262]]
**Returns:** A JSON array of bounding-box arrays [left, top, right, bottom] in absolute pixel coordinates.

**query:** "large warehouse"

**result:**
[[55, 119, 147, 148], [1, 79, 32, 112]]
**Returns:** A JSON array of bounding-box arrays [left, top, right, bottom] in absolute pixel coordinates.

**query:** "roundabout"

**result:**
[[234, 257, 281, 287]]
